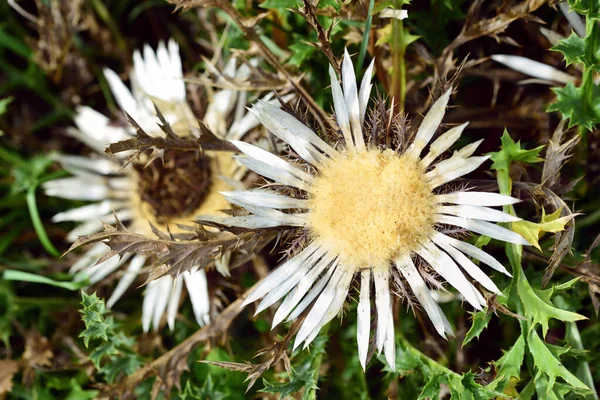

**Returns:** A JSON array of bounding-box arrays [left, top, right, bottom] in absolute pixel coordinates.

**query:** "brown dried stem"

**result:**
[[103, 283, 258, 398]]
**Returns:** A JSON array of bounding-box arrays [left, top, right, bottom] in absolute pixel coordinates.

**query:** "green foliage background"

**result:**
[[0, 0, 599, 399]]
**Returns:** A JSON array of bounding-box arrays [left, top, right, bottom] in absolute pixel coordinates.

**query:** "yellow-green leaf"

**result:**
[[511, 207, 576, 250]]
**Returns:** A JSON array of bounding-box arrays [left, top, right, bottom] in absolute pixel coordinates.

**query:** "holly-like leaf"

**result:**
[[100, 354, 144, 384], [517, 275, 586, 337], [79, 292, 110, 347], [419, 373, 502, 400], [528, 329, 591, 395], [548, 82, 600, 131], [462, 310, 492, 346], [78, 292, 142, 383], [552, 32, 591, 68], [491, 334, 525, 390], [490, 130, 544, 172], [418, 374, 443, 400], [260, 368, 313, 399], [511, 207, 577, 250]]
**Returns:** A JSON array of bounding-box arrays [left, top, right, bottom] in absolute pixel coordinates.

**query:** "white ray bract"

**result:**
[[243, 243, 319, 306], [220, 190, 308, 210], [395, 256, 452, 338], [437, 204, 521, 222], [358, 59, 375, 124], [86, 253, 132, 285], [55, 155, 120, 175], [256, 246, 328, 313], [184, 269, 211, 326], [437, 214, 530, 245], [295, 267, 353, 350], [406, 89, 451, 159], [491, 54, 576, 85], [357, 269, 371, 369], [71, 107, 131, 153], [373, 267, 391, 353], [420, 122, 468, 168], [167, 275, 184, 331], [455, 139, 483, 159], [70, 243, 108, 274], [231, 140, 312, 187], [271, 251, 337, 328], [434, 232, 511, 276], [65, 209, 132, 242], [436, 191, 520, 207], [383, 306, 396, 371], [107, 254, 147, 308], [342, 49, 366, 151], [329, 65, 354, 150], [251, 100, 338, 158], [287, 262, 337, 322], [428, 155, 491, 188], [417, 242, 484, 309], [52, 200, 121, 223], [432, 235, 500, 293]]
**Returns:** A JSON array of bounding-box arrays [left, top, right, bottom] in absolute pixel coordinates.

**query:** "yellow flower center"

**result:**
[[307, 149, 435, 271]]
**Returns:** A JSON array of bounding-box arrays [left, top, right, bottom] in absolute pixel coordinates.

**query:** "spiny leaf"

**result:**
[[517, 274, 586, 337], [418, 374, 443, 400], [67, 214, 261, 283], [513, 182, 579, 287], [79, 292, 110, 347], [462, 310, 492, 346], [552, 32, 591, 68], [489, 130, 544, 172], [528, 329, 591, 395], [548, 82, 600, 131], [491, 334, 525, 390], [511, 207, 577, 251], [260, 368, 313, 399], [78, 292, 142, 383], [107, 107, 234, 166]]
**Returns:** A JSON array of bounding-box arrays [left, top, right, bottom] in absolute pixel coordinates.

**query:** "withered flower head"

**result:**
[[209, 50, 530, 370], [43, 40, 269, 332]]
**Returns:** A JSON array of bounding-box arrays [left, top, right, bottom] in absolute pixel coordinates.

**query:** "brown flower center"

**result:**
[[134, 151, 212, 223]]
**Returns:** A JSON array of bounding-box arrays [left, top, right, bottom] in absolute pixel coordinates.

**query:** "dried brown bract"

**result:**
[[107, 106, 236, 168]]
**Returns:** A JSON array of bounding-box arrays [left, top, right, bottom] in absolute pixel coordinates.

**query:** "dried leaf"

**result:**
[[106, 107, 235, 166], [0, 360, 19, 398], [67, 213, 267, 283], [290, 0, 340, 71], [21, 328, 53, 386], [541, 121, 581, 190], [198, 317, 302, 393]]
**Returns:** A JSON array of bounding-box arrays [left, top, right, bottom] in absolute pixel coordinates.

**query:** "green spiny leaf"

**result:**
[[548, 82, 600, 131], [528, 329, 591, 395], [463, 310, 492, 346], [491, 334, 525, 390], [517, 274, 586, 338], [552, 32, 587, 67], [489, 130, 544, 173]]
